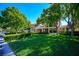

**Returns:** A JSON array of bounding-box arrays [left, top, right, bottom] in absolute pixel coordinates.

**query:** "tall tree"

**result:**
[[0, 7, 30, 32], [36, 4, 61, 32], [62, 3, 79, 36]]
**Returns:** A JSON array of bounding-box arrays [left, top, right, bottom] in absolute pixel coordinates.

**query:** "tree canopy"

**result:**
[[0, 7, 30, 32], [37, 4, 61, 27], [36, 3, 79, 35]]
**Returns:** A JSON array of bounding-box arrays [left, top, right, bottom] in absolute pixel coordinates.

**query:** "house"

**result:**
[[31, 24, 56, 33]]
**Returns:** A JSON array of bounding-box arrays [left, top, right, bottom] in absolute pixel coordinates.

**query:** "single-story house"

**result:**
[[31, 24, 56, 33]]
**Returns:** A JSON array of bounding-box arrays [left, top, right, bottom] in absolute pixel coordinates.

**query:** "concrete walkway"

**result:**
[[0, 36, 16, 56]]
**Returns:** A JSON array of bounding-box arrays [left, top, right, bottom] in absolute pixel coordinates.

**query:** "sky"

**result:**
[[0, 3, 50, 24], [0, 3, 67, 25]]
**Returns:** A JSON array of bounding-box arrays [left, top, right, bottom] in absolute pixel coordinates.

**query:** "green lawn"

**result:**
[[8, 34, 79, 56]]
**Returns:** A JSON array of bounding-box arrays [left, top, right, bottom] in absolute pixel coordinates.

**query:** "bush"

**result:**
[[4, 33, 31, 42], [5, 32, 23, 35], [32, 32, 48, 34], [59, 31, 79, 36], [61, 31, 79, 36]]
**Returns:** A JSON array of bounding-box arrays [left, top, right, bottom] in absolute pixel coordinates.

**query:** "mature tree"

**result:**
[[48, 4, 61, 32], [0, 7, 30, 33], [36, 4, 61, 32], [36, 3, 79, 35], [61, 3, 79, 36]]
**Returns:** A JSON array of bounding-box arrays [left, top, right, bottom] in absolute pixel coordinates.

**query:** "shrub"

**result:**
[[4, 33, 31, 42], [32, 32, 48, 34]]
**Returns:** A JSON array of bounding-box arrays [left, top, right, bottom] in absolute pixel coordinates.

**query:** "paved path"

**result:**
[[0, 36, 16, 56]]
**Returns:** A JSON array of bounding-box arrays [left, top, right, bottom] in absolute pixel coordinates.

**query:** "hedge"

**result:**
[[4, 33, 31, 42]]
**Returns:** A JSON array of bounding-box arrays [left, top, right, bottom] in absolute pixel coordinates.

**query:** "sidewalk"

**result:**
[[0, 36, 16, 56]]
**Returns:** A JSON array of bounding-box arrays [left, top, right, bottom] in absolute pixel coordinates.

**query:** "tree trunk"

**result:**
[[55, 22, 58, 33], [68, 16, 74, 36], [56, 21, 60, 33], [70, 24, 74, 36]]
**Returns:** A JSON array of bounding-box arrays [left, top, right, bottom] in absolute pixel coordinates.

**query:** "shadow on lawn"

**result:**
[[9, 34, 79, 56]]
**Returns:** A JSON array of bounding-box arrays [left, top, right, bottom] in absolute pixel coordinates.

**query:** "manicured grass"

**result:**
[[7, 34, 79, 56]]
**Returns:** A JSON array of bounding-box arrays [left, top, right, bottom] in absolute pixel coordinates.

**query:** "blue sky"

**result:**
[[0, 3, 67, 25], [0, 3, 50, 24]]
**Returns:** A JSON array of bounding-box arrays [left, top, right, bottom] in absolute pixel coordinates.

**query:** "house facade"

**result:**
[[31, 24, 56, 33]]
